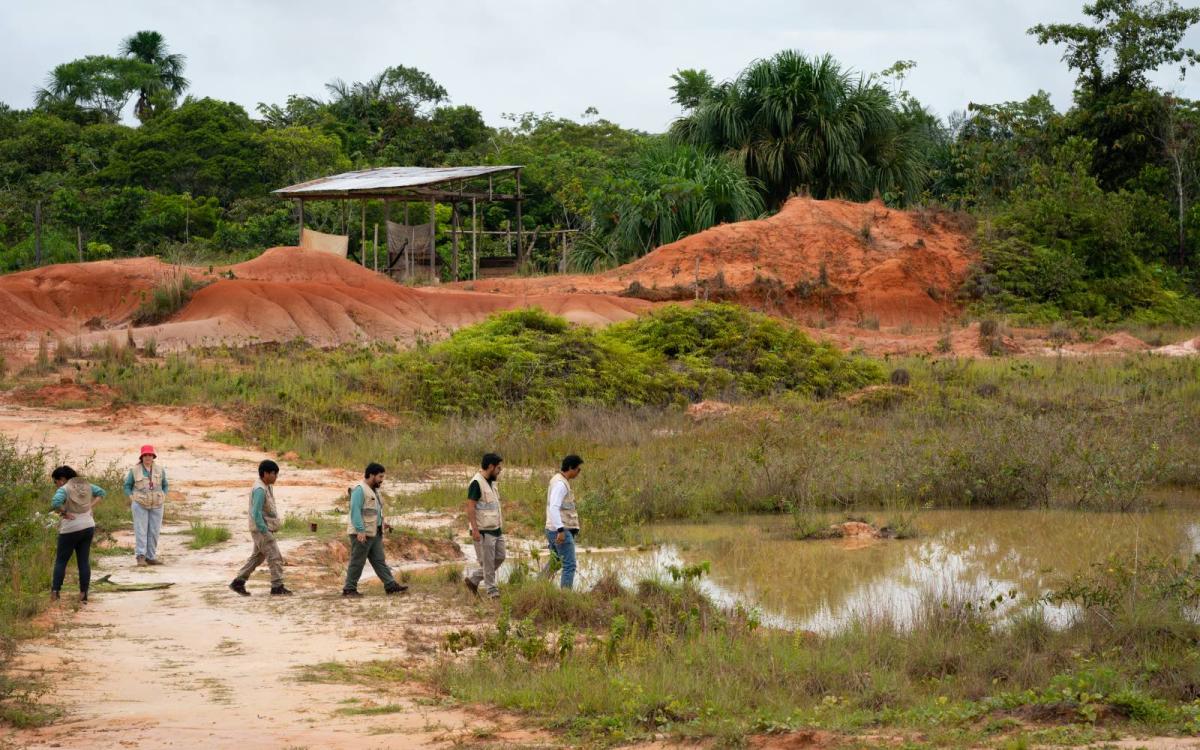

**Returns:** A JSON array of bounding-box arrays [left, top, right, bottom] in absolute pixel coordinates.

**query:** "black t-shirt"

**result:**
[[467, 478, 501, 536]]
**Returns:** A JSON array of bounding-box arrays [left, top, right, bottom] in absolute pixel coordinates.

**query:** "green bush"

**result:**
[[397, 304, 880, 418], [131, 273, 208, 326]]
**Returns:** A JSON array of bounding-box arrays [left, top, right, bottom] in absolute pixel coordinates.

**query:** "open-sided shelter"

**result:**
[[273, 166, 524, 281]]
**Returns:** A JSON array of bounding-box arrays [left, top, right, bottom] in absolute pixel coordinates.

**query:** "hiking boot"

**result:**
[[486, 589, 501, 600], [270, 585, 294, 596], [341, 589, 362, 598], [79, 592, 88, 604], [385, 583, 408, 595], [229, 579, 250, 597], [50, 590, 60, 601], [145, 558, 162, 566], [464, 577, 479, 596], [136, 555, 147, 567]]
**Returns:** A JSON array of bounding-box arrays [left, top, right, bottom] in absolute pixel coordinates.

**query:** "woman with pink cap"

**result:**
[[123, 444, 168, 566]]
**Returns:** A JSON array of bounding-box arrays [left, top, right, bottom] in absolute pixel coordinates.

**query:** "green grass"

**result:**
[[185, 521, 231, 549], [132, 273, 209, 326], [0, 439, 126, 725], [427, 555, 1200, 746], [335, 702, 405, 716], [294, 660, 409, 685], [79, 336, 1200, 542]]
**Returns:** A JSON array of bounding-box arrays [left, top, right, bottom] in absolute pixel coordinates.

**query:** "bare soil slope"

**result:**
[[0, 248, 650, 351], [456, 197, 977, 326]]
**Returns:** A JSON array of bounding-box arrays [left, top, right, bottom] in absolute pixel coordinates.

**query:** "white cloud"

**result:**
[[1, 0, 1197, 131]]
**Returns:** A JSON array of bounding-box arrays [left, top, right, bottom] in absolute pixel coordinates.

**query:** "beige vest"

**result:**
[[62, 477, 95, 514], [248, 479, 281, 533], [131, 463, 166, 509], [552, 473, 580, 530], [471, 472, 502, 531], [347, 480, 386, 537]]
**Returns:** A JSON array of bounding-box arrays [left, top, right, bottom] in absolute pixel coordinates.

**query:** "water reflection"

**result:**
[[565, 509, 1199, 632]]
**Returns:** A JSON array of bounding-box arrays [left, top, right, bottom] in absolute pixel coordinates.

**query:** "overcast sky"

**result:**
[[3, 0, 1199, 132]]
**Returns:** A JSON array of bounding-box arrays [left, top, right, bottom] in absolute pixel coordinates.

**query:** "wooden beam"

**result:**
[[451, 201, 460, 282], [471, 197, 478, 281], [273, 188, 519, 202], [429, 198, 436, 281], [515, 171, 523, 266], [297, 199, 304, 245], [360, 200, 366, 267]]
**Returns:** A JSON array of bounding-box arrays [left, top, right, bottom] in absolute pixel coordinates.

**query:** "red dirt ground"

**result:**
[[0, 247, 651, 351], [452, 196, 977, 327]]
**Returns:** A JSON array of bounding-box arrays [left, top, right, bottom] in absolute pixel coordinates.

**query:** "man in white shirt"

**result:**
[[543, 455, 583, 589]]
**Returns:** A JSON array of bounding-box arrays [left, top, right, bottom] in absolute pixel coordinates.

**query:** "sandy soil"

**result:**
[[0, 404, 547, 750]]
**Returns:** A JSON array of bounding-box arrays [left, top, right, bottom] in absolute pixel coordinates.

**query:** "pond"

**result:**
[[559, 507, 1200, 632]]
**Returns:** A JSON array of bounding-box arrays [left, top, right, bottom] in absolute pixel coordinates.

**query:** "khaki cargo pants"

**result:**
[[235, 530, 284, 587], [467, 533, 506, 596]]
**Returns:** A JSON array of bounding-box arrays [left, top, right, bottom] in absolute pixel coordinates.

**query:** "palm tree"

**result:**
[[583, 141, 765, 266], [121, 31, 188, 122], [672, 51, 928, 207]]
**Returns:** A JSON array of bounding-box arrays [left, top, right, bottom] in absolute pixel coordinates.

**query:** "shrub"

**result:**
[[132, 274, 209, 326]]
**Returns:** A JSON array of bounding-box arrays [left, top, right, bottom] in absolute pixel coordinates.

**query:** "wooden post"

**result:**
[[451, 201, 460, 282], [471, 197, 478, 281], [76, 226, 83, 263], [297, 200, 305, 245], [405, 203, 412, 278], [34, 201, 42, 266], [373, 222, 379, 272], [515, 171, 523, 266], [384, 200, 391, 271], [428, 198, 436, 281], [360, 200, 366, 267], [560, 230, 568, 273]]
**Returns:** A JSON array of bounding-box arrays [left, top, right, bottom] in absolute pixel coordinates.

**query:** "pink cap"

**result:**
[[139, 445, 157, 458]]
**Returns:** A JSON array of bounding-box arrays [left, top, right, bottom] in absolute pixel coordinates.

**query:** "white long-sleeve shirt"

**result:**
[[545, 479, 570, 531]]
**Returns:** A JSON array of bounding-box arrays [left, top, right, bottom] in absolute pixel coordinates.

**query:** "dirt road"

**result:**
[[0, 404, 545, 749]]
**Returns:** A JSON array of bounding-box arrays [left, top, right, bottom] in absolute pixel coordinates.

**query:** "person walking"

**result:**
[[124, 445, 167, 567], [543, 455, 583, 589], [464, 453, 505, 599], [229, 460, 291, 596], [342, 462, 408, 598], [49, 466, 105, 603]]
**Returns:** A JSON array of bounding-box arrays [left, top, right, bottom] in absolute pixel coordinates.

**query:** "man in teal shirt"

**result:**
[[229, 460, 290, 596], [342, 462, 407, 598]]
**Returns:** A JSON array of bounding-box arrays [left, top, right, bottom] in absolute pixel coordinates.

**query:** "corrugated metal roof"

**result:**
[[273, 166, 521, 197]]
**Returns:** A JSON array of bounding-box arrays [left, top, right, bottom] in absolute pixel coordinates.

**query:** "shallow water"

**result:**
[[565, 507, 1200, 631]]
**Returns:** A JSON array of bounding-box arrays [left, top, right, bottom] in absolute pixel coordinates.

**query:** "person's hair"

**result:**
[[51, 465, 77, 481], [258, 459, 280, 477], [481, 452, 503, 470], [365, 462, 386, 478], [561, 454, 584, 472]]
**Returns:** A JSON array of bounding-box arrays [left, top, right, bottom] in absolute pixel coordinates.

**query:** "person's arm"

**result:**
[[89, 484, 106, 510], [123, 469, 134, 497], [251, 487, 269, 534], [465, 480, 481, 541], [51, 487, 68, 512], [349, 485, 366, 536], [160, 469, 168, 494], [547, 482, 566, 534]]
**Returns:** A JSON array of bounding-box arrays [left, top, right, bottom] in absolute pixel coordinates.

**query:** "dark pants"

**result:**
[[53, 527, 94, 593], [343, 531, 398, 592]]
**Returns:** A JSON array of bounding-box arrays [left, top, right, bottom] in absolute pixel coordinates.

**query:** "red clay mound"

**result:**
[[0, 248, 650, 351], [0, 257, 185, 340], [453, 197, 977, 326], [149, 248, 649, 348]]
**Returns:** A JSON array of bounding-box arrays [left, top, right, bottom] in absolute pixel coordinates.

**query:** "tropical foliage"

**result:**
[[2, 1, 1200, 322]]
